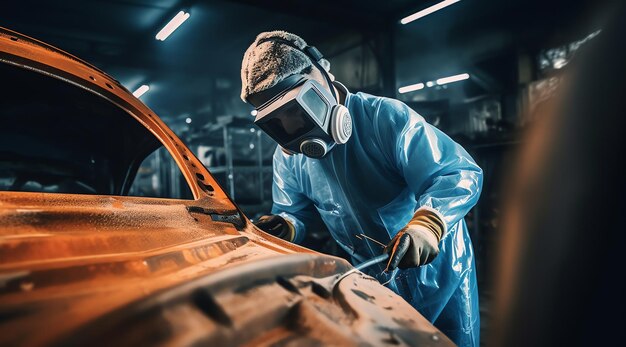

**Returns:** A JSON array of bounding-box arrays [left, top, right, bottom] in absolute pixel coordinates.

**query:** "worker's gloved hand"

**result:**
[[253, 215, 295, 242], [385, 209, 445, 271]]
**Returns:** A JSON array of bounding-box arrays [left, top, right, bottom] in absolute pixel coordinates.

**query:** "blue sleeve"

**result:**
[[377, 99, 483, 232], [270, 147, 317, 244]]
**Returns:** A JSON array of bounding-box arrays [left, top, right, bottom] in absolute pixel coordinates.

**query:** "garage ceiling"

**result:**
[[0, 0, 604, 126]]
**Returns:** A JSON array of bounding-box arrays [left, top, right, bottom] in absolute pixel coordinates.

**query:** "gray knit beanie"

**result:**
[[240, 30, 331, 102]]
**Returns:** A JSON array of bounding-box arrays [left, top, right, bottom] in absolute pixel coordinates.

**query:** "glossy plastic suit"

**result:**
[[271, 91, 483, 346]]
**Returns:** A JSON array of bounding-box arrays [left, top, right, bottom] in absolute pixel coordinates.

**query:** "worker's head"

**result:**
[[240, 31, 352, 159]]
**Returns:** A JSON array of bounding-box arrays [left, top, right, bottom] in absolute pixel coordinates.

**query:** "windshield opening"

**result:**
[[0, 61, 190, 198]]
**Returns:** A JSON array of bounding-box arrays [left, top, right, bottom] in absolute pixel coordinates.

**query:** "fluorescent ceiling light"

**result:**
[[156, 11, 190, 41], [401, 0, 460, 25], [133, 84, 150, 98], [398, 73, 470, 94], [398, 83, 425, 94], [436, 73, 470, 85]]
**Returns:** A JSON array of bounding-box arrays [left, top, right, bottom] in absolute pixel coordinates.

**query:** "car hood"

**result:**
[[0, 192, 309, 345]]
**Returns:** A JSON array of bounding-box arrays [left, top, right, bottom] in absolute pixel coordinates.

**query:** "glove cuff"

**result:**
[[407, 207, 446, 242], [284, 219, 296, 242], [272, 217, 296, 241]]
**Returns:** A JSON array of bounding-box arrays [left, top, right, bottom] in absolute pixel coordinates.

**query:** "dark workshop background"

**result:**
[[0, 0, 610, 342]]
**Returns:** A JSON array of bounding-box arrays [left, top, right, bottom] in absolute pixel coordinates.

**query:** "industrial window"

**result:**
[[0, 61, 192, 199]]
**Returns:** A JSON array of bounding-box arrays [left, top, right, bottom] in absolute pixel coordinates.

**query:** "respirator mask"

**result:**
[[246, 41, 352, 158]]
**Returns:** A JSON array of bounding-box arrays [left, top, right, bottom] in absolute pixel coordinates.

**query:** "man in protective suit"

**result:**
[[240, 30, 483, 346]]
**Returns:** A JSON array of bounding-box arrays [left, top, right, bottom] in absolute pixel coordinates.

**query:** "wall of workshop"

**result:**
[[319, 31, 393, 96]]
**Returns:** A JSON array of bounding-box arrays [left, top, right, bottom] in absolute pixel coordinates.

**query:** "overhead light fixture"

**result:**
[[436, 73, 470, 85], [185, 117, 192, 124], [398, 73, 470, 94], [398, 83, 425, 94], [156, 11, 190, 41], [250, 110, 258, 116], [401, 0, 460, 25], [133, 84, 150, 98]]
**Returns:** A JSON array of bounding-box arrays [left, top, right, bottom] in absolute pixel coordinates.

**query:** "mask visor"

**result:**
[[255, 99, 317, 145]]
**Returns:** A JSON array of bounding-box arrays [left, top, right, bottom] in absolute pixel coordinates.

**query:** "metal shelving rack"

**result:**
[[188, 119, 275, 218]]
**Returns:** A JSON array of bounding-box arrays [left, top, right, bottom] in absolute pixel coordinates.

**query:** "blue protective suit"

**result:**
[[271, 91, 483, 346]]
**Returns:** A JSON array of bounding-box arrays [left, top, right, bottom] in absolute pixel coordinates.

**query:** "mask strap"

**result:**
[[257, 37, 338, 102], [310, 57, 338, 102]]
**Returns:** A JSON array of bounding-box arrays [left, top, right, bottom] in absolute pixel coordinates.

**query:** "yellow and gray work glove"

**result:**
[[385, 209, 445, 271], [254, 215, 295, 242]]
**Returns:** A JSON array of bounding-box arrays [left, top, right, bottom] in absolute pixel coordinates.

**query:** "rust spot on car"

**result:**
[[111, 199, 124, 209]]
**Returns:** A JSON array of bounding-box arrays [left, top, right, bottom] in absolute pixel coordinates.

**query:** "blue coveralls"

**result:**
[[271, 91, 483, 346]]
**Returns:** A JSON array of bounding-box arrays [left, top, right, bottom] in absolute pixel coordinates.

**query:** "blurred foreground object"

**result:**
[[491, 3, 626, 346]]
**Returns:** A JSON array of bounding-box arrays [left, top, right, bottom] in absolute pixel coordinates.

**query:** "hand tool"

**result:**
[[330, 253, 389, 288]]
